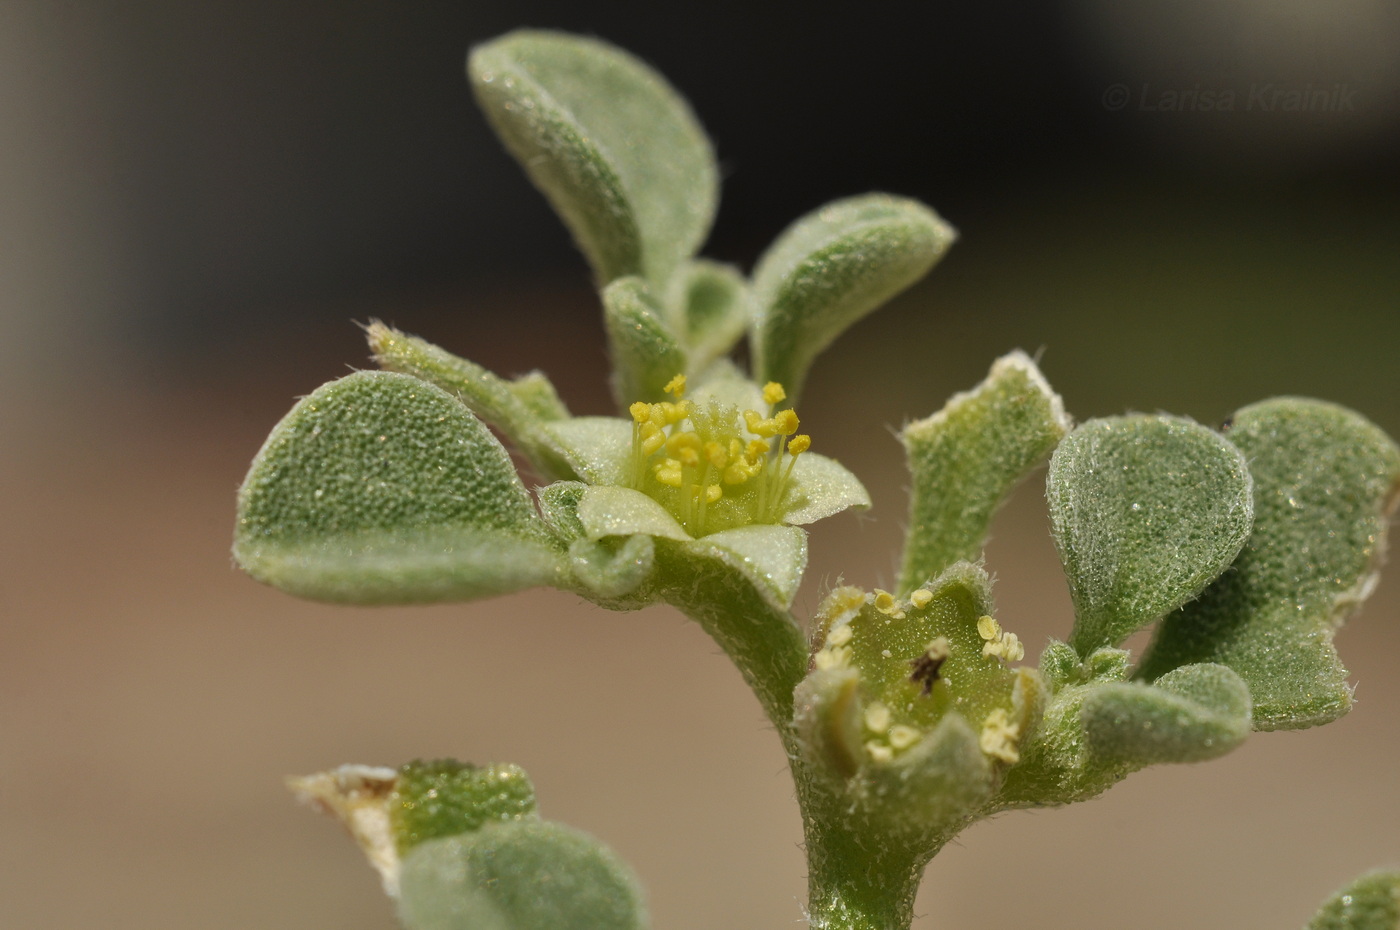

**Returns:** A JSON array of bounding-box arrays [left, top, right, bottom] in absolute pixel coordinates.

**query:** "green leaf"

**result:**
[[782, 452, 873, 525], [750, 193, 956, 401], [1048, 415, 1253, 655], [367, 322, 575, 480], [398, 821, 648, 930], [663, 259, 749, 372], [390, 760, 537, 855], [1081, 662, 1251, 767], [234, 371, 564, 604], [602, 277, 687, 407], [1308, 871, 1400, 930], [898, 351, 1070, 593], [469, 30, 717, 288], [1139, 399, 1400, 730]]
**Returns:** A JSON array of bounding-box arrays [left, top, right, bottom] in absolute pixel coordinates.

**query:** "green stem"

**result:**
[[800, 804, 928, 930]]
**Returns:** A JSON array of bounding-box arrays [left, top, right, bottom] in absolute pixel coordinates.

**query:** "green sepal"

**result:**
[[398, 821, 648, 930], [568, 534, 657, 605], [898, 350, 1070, 593], [1080, 662, 1251, 767], [783, 452, 872, 525], [750, 193, 956, 401], [602, 276, 688, 408], [469, 29, 716, 288], [1308, 871, 1400, 930], [234, 371, 565, 604], [1139, 398, 1400, 730], [663, 259, 749, 373], [1048, 415, 1254, 656], [367, 322, 575, 480], [793, 667, 865, 781], [681, 524, 808, 610], [390, 760, 537, 855]]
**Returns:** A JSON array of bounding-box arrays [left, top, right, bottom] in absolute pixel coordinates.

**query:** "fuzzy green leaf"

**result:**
[[683, 524, 808, 609], [1048, 415, 1254, 655], [543, 417, 633, 486], [602, 277, 687, 407], [899, 351, 1070, 593], [367, 322, 574, 480], [469, 30, 716, 288], [390, 760, 537, 855], [750, 194, 956, 401], [1081, 662, 1251, 767], [664, 259, 749, 372], [1139, 399, 1400, 730], [234, 371, 563, 604], [1308, 871, 1400, 930], [398, 821, 648, 930]]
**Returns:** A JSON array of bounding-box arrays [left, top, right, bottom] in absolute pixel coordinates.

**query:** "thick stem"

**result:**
[[803, 818, 927, 930]]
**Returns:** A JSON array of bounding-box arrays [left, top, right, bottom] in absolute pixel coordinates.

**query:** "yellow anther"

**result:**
[[788, 434, 811, 456], [979, 708, 1022, 764], [704, 441, 728, 468], [888, 725, 921, 750], [762, 381, 787, 405], [865, 741, 894, 764], [677, 447, 700, 467], [977, 615, 1001, 641], [863, 702, 891, 732], [745, 439, 770, 461], [664, 373, 687, 397], [630, 401, 651, 424], [773, 409, 800, 436], [704, 484, 722, 503], [654, 461, 683, 487], [744, 409, 774, 436], [873, 590, 897, 611], [667, 431, 701, 455], [910, 588, 933, 609], [723, 462, 753, 485], [641, 431, 666, 455], [814, 645, 850, 670], [826, 624, 853, 647]]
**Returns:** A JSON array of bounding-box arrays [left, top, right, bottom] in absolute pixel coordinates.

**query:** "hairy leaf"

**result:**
[[664, 259, 749, 373], [367, 323, 574, 480], [602, 277, 688, 408], [391, 760, 537, 854], [1308, 871, 1400, 930], [398, 821, 647, 930], [899, 351, 1070, 593], [1048, 415, 1253, 655], [751, 193, 955, 401], [234, 372, 563, 604], [1140, 399, 1400, 730], [469, 30, 716, 288], [1081, 662, 1251, 767]]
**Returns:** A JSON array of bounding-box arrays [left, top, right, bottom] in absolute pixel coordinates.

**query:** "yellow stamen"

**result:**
[[664, 374, 687, 397], [762, 381, 787, 405], [788, 434, 811, 456], [629, 401, 651, 424]]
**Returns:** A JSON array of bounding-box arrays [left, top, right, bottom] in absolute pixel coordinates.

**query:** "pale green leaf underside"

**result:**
[[664, 259, 749, 373], [751, 193, 956, 400], [1081, 662, 1251, 767], [469, 29, 716, 287], [235, 371, 561, 604], [683, 524, 808, 608], [367, 323, 574, 480], [1140, 398, 1400, 730], [899, 350, 1070, 593], [784, 452, 872, 524], [578, 485, 690, 541], [1308, 871, 1400, 930], [398, 822, 648, 930], [1048, 415, 1253, 656], [602, 276, 687, 407]]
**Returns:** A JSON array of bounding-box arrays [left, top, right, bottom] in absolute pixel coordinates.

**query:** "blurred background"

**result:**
[[2, 2, 1398, 928]]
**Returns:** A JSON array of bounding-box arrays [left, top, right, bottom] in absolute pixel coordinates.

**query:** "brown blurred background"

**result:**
[[3, 2, 1399, 928]]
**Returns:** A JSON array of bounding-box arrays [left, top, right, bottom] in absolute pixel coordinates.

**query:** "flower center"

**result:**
[[626, 375, 811, 536]]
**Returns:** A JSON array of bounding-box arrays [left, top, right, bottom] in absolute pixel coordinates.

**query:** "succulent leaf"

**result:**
[[899, 351, 1070, 593], [663, 259, 750, 373], [1139, 398, 1400, 730], [469, 29, 717, 288], [750, 193, 956, 401], [1080, 662, 1251, 767], [602, 276, 688, 408], [391, 760, 537, 855], [234, 372, 564, 604], [1048, 415, 1254, 655]]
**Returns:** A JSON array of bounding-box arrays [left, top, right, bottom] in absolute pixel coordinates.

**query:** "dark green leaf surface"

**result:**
[[899, 351, 1070, 593], [664, 259, 749, 373], [1140, 399, 1400, 730], [469, 30, 716, 288], [235, 372, 563, 604], [398, 821, 648, 930], [751, 194, 955, 401], [390, 760, 537, 854], [1048, 415, 1253, 655]]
